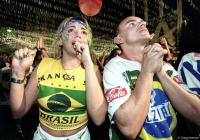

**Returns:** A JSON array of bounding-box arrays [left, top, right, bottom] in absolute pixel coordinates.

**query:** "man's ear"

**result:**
[[113, 34, 124, 45]]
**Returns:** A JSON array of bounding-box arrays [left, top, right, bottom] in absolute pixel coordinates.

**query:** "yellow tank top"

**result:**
[[36, 58, 88, 130]]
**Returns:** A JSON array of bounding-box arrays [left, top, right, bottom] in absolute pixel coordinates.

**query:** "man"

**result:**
[[103, 16, 200, 140]]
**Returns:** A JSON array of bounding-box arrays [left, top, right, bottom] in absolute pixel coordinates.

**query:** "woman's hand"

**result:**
[[12, 48, 37, 78], [73, 42, 93, 67]]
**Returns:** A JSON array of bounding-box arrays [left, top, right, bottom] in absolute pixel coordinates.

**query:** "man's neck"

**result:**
[[121, 44, 145, 62]]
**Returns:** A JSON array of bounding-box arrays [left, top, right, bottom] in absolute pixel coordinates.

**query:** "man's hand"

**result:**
[[142, 43, 167, 74]]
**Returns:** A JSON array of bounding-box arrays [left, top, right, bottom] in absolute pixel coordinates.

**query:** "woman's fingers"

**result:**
[[13, 48, 37, 60]]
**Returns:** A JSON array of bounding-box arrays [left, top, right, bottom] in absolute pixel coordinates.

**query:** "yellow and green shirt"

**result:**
[[36, 58, 88, 130]]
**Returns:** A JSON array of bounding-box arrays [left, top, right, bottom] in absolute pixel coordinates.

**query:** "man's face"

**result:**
[[118, 16, 151, 44]]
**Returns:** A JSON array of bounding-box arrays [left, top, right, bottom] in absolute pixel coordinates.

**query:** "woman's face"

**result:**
[[60, 21, 88, 55]]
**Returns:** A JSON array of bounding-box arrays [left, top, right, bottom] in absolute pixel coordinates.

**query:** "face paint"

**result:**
[[63, 34, 69, 41], [60, 19, 86, 34]]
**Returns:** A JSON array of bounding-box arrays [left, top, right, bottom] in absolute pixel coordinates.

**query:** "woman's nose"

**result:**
[[74, 29, 81, 35]]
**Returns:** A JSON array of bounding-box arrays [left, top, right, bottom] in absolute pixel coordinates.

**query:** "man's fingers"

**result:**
[[144, 44, 158, 54], [144, 43, 161, 53], [144, 45, 151, 53], [152, 49, 167, 58], [145, 44, 167, 59]]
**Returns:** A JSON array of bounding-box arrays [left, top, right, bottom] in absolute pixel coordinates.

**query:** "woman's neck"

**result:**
[[61, 54, 81, 69]]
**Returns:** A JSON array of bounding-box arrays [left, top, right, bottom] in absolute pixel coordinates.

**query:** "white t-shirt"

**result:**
[[178, 52, 200, 96], [103, 56, 191, 140]]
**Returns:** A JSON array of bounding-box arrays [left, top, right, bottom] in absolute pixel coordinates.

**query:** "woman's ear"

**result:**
[[113, 34, 123, 45]]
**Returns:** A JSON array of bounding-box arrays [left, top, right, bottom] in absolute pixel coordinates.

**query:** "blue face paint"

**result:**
[[60, 19, 86, 34]]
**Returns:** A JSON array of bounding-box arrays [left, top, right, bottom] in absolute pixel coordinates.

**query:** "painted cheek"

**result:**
[[63, 34, 69, 41]]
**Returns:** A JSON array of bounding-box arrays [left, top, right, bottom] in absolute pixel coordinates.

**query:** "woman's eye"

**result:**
[[82, 30, 88, 35], [67, 29, 73, 33]]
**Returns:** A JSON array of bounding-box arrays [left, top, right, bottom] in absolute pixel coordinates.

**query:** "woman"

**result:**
[[10, 17, 107, 140]]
